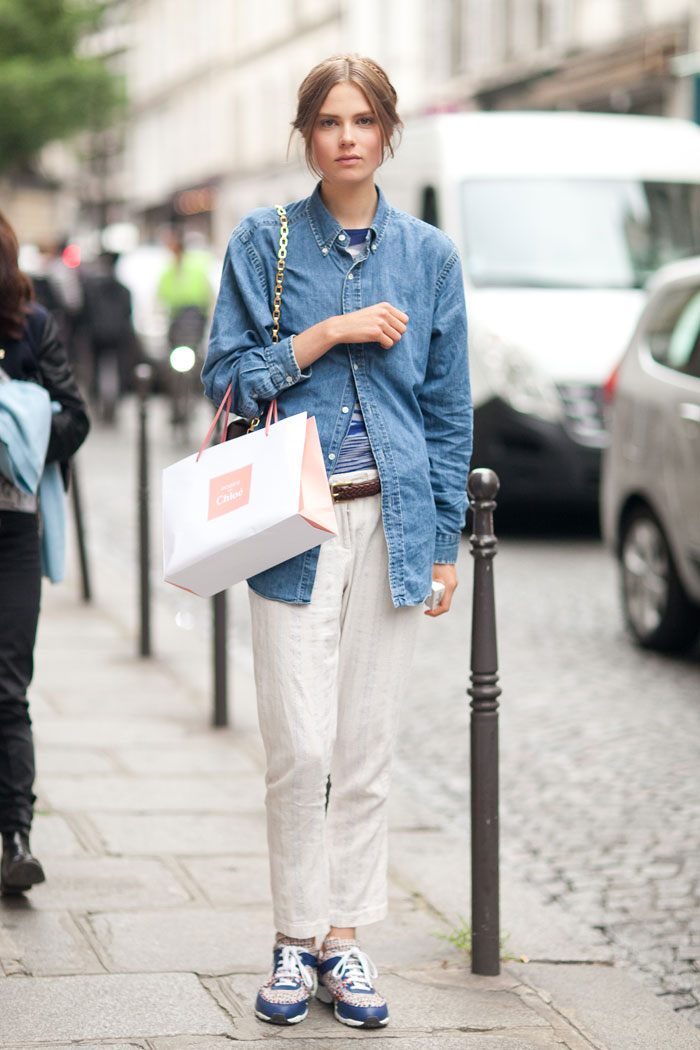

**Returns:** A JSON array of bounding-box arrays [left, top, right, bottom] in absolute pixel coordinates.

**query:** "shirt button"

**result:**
[[371, 244, 377, 252], [329, 452, 336, 461], [342, 406, 349, 413], [347, 273, 354, 280], [353, 363, 358, 371], [286, 376, 293, 384], [338, 233, 346, 241], [322, 247, 329, 255]]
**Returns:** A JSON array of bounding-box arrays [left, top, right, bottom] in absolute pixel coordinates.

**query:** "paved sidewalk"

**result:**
[[1, 546, 699, 1048]]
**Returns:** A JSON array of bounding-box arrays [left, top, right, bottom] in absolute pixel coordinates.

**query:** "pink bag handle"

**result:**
[[265, 399, 278, 436], [197, 383, 232, 462], [197, 387, 279, 461]]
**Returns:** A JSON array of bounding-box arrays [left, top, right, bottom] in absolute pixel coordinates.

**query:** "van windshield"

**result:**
[[461, 179, 700, 289]]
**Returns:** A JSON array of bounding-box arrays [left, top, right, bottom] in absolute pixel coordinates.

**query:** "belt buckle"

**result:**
[[330, 480, 348, 503]]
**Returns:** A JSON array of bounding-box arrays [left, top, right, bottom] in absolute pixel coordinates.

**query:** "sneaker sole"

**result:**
[[255, 1008, 307, 1026], [334, 1007, 389, 1028], [318, 988, 389, 1028]]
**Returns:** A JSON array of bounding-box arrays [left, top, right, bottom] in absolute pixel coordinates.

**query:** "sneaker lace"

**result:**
[[271, 944, 314, 989], [331, 946, 377, 991]]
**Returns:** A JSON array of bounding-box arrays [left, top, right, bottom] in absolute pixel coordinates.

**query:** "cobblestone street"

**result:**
[[73, 397, 700, 1029]]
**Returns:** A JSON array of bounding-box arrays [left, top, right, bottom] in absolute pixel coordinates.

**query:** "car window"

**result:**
[[648, 285, 700, 379]]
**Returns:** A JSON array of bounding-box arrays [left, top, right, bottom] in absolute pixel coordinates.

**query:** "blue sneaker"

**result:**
[[317, 938, 389, 1028], [255, 939, 317, 1025]]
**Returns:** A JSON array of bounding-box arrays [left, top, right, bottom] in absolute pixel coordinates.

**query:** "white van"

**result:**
[[378, 111, 700, 506]]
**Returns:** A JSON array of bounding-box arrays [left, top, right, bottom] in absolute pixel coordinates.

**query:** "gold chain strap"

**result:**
[[247, 205, 288, 434], [271, 204, 288, 344]]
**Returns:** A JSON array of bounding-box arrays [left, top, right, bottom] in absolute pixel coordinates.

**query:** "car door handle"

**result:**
[[679, 402, 700, 424]]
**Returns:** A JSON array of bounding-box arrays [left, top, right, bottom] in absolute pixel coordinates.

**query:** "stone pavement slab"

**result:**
[[115, 742, 259, 776], [85, 906, 273, 974], [46, 686, 200, 721], [0, 905, 101, 976], [33, 715, 193, 748], [2, 1044, 148, 1050], [0, 972, 234, 1042], [35, 746, 116, 775], [153, 1036, 573, 1049], [31, 813, 88, 857], [38, 774, 242, 813], [89, 812, 268, 855], [181, 854, 273, 906], [22, 856, 192, 911], [511, 962, 700, 1050]]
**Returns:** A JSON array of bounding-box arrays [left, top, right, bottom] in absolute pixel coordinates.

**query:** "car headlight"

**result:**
[[477, 332, 563, 424]]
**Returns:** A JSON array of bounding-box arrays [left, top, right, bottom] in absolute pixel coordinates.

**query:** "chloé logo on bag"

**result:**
[[208, 465, 252, 520]]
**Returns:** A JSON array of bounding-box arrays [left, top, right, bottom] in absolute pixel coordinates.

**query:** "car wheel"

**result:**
[[619, 506, 700, 652]]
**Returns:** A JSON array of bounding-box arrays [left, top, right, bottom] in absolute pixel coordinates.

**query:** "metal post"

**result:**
[[467, 467, 502, 976], [70, 457, 92, 603], [134, 364, 153, 658], [212, 590, 229, 727]]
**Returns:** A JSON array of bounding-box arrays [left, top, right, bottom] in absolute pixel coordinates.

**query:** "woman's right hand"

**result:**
[[333, 302, 408, 349], [293, 302, 408, 370]]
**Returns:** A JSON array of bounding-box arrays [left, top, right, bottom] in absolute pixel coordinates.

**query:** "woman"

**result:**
[[0, 211, 89, 893], [202, 54, 471, 1029]]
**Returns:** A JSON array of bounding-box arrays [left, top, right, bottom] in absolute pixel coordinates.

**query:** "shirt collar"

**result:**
[[306, 182, 391, 256]]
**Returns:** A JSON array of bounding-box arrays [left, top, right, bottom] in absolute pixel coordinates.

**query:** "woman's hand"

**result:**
[[424, 563, 458, 617], [293, 302, 408, 369], [333, 302, 408, 349]]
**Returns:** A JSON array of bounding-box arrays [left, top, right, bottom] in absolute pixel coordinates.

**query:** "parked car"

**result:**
[[600, 257, 700, 652], [379, 111, 700, 506]]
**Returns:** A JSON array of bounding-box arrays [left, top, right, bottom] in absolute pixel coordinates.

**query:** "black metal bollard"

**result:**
[[467, 467, 502, 976], [69, 457, 92, 602], [134, 364, 153, 658], [212, 590, 229, 727]]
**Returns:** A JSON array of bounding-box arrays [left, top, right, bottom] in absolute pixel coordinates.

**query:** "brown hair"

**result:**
[[292, 54, 402, 177], [0, 211, 33, 342]]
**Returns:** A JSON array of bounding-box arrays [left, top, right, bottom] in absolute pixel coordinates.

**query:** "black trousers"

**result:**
[[0, 511, 41, 835]]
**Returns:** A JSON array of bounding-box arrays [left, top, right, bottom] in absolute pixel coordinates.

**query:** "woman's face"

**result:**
[[310, 81, 383, 188]]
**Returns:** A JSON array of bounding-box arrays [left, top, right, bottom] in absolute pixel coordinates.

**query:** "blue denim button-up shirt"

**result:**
[[202, 183, 472, 606]]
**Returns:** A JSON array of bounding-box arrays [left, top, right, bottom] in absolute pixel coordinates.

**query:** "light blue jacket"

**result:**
[[0, 374, 51, 494], [0, 375, 66, 582], [202, 184, 472, 606]]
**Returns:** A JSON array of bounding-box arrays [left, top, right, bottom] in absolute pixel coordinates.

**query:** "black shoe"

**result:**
[[1, 832, 46, 894]]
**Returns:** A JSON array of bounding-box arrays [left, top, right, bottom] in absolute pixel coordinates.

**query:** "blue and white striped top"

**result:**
[[335, 401, 376, 472], [335, 229, 377, 474]]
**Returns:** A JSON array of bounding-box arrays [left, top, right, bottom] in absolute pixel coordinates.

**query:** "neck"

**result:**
[[319, 180, 378, 229]]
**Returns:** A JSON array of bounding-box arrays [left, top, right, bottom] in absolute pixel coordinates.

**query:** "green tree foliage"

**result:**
[[0, 0, 123, 173]]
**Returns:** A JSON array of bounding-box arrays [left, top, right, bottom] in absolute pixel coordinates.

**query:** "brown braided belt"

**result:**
[[330, 477, 382, 503]]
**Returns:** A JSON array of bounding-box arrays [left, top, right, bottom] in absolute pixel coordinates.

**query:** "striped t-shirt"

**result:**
[[335, 229, 377, 474]]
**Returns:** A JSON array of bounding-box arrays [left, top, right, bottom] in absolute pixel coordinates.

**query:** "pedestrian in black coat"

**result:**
[[0, 210, 89, 894]]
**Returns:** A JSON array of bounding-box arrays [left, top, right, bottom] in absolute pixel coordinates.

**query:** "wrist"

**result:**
[[322, 315, 341, 350]]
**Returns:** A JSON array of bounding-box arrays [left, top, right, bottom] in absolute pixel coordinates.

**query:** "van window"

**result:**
[[649, 285, 700, 379], [461, 179, 700, 290]]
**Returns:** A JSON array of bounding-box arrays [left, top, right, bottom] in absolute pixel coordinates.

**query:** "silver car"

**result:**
[[601, 258, 700, 652]]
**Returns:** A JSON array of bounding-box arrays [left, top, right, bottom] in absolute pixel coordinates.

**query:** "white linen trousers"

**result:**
[[248, 491, 422, 938]]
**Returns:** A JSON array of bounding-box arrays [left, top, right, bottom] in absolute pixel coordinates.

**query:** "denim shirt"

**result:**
[[202, 183, 472, 607]]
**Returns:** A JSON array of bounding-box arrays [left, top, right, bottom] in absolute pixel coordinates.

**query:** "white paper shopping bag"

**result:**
[[162, 393, 337, 597]]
